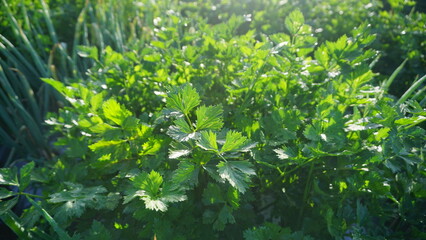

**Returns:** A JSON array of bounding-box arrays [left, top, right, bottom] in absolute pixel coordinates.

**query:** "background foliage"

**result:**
[[0, 0, 425, 239]]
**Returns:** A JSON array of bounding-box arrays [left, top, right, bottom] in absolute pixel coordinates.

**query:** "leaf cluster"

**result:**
[[0, 2, 425, 240]]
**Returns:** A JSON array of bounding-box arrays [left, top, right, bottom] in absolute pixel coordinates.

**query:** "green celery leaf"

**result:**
[[227, 188, 240, 209], [167, 125, 197, 142], [0, 167, 19, 186], [0, 197, 18, 215], [174, 117, 193, 133], [197, 131, 219, 152], [76, 45, 98, 61], [137, 124, 153, 138], [169, 149, 191, 159], [122, 116, 140, 131], [274, 146, 298, 160], [285, 10, 304, 35], [102, 99, 132, 126], [122, 189, 145, 205], [161, 183, 187, 203], [237, 142, 258, 152], [89, 140, 123, 152], [19, 161, 35, 190], [144, 171, 163, 196], [0, 188, 16, 199], [143, 197, 168, 212], [89, 93, 104, 111], [171, 161, 199, 187], [315, 45, 330, 68], [81, 116, 114, 134], [102, 192, 121, 210], [166, 84, 201, 115], [42, 78, 74, 98], [129, 171, 186, 212], [374, 127, 390, 141], [141, 139, 162, 156], [220, 131, 248, 153], [89, 139, 127, 161], [169, 141, 192, 159], [48, 183, 108, 221], [217, 161, 255, 193], [67, 138, 88, 158], [214, 205, 235, 230], [395, 116, 426, 126], [84, 221, 112, 240], [303, 123, 321, 141], [203, 165, 224, 183], [195, 105, 224, 131]]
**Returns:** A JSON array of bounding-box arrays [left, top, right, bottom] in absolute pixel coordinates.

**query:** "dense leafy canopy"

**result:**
[[0, 0, 425, 239]]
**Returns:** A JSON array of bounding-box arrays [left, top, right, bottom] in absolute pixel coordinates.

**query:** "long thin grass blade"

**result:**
[[26, 196, 73, 240], [411, 85, 426, 101], [39, 0, 58, 43], [381, 59, 408, 93], [396, 74, 426, 105], [0, 210, 31, 239], [1, 0, 48, 76], [0, 36, 42, 80]]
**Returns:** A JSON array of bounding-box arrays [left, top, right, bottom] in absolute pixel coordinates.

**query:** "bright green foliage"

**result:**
[[195, 105, 224, 131], [221, 131, 249, 153], [285, 10, 305, 35], [171, 161, 199, 187], [0, 2, 425, 240], [167, 84, 201, 115], [165, 85, 256, 195], [102, 99, 132, 126], [126, 170, 186, 212], [76, 46, 99, 61], [217, 161, 255, 193], [48, 183, 119, 222], [0, 167, 19, 186], [19, 162, 35, 190], [197, 131, 219, 152]]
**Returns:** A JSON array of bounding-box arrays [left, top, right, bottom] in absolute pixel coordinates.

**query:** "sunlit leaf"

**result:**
[[217, 161, 255, 193], [195, 105, 223, 131], [166, 84, 201, 115], [220, 131, 248, 153], [102, 99, 132, 126]]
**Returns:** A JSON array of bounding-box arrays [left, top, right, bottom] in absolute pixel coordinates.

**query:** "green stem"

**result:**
[[185, 113, 196, 132], [297, 161, 315, 228], [217, 153, 228, 162], [20, 192, 46, 199]]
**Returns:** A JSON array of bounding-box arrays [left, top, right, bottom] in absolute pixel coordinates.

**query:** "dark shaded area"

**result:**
[[0, 221, 17, 240]]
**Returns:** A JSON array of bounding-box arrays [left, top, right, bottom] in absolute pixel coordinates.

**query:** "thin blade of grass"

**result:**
[[26, 196, 73, 240], [396, 74, 426, 105], [0, 36, 42, 80], [39, 0, 58, 43], [0, 67, 44, 147], [40, 0, 77, 78], [381, 58, 407, 94], [411, 85, 426, 101], [1, 0, 48, 76], [0, 210, 31, 239], [13, 69, 42, 122]]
